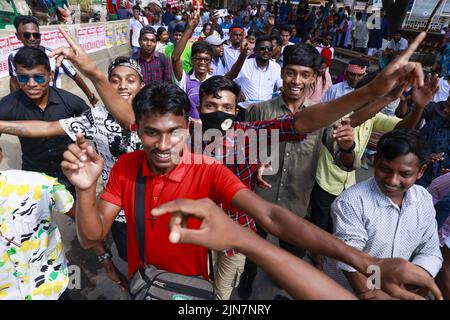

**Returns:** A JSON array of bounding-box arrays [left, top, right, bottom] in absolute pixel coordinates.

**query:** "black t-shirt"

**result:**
[[0, 87, 89, 187]]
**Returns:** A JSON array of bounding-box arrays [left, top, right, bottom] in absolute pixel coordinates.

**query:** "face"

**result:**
[[345, 70, 365, 88], [323, 35, 332, 46], [133, 9, 140, 19], [16, 64, 51, 101], [281, 30, 291, 45], [213, 44, 224, 57], [137, 113, 189, 175], [204, 25, 211, 35], [318, 63, 327, 76], [255, 40, 273, 61], [109, 66, 144, 104], [154, 14, 161, 22], [192, 52, 212, 75], [231, 31, 244, 46], [144, 8, 150, 16], [247, 35, 256, 49], [139, 33, 157, 55], [374, 153, 425, 201], [291, 28, 297, 37], [282, 64, 316, 100], [16, 22, 41, 48], [394, 33, 401, 42], [160, 30, 169, 42], [173, 31, 183, 44], [200, 90, 238, 115]]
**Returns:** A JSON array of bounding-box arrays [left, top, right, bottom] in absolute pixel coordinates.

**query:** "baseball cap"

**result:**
[[205, 34, 228, 46], [108, 57, 144, 82]]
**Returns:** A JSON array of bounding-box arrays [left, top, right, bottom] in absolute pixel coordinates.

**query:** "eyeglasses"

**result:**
[[193, 57, 211, 63], [16, 74, 46, 84], [258, 46, 273, 52], [22, 32, 41, 40]]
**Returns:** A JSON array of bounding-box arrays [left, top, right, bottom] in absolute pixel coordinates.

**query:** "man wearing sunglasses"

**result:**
[[234, 35, 282, 103], [7, 15, 98, 106]]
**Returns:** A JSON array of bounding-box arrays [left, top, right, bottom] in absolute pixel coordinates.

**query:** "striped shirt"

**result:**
[[323, 178, 443, 292]]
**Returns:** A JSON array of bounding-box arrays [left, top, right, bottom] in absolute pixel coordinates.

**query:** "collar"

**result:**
[[141, 145, 191, 182], [20, 86, 58, 108], [189, 72, 212, 82], [252, 58, 270, 71], [371, 178, 415, 209], [342, 81, 353, 91], [136, 50, 159, 62], [279, 94, 311, 113]]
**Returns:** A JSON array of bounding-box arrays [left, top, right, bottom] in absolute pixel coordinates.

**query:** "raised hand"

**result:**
[[151, 198, 246, 250], [333, 117, 355, 150], [240, 39, 251, 56], [49, 27, 100, 79], [61, 132, 104, 191], [411, 74, 439, 108], [368, 32, 426, 97]]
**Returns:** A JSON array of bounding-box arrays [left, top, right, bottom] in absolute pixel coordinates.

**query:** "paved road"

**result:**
[[0, 75, 374, 300]]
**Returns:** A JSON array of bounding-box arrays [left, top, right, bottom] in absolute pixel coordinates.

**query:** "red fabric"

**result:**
[[101, 149, 247, 278], [321, 47, 332, 67], [106, 0, 115, 14]]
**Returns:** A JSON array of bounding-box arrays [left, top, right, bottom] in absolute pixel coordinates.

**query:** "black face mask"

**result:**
[[200, 111, 236, 135]]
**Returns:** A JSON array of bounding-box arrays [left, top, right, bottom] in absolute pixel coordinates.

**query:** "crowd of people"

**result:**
[[0, 0, 449, 301]]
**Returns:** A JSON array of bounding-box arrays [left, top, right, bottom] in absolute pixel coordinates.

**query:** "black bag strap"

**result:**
[[134, 164, 146, 264], [133, 163, 214, 277]]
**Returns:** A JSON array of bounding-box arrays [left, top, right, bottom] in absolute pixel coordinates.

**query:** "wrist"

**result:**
[[98, 249, 113, 263], [339, 141, 356, 153]]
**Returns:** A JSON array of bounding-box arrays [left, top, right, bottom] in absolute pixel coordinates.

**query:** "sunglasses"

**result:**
[[258, 46, 273, 52], [22, 32, 41, 40], [16, 74, 46, 84]]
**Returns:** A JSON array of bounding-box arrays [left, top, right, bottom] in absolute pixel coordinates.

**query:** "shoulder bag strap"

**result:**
[[134, 164, 146, 264]]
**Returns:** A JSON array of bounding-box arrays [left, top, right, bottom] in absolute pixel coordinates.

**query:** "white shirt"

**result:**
[[175, 71, 213, 93], [387, 37, 408, 52], [323, 178, 443, 292], [59, 106, 142, 223], [129, 16, 149, 47], [321, 81, 354, 103], [235, 58, 283, 102], [211, 57, 226, 76], [224, 44, 241, 73], [433, 77, 450, 102]]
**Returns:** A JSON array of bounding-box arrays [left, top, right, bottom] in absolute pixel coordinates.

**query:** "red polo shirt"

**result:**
[[101, 149, 247, 278]]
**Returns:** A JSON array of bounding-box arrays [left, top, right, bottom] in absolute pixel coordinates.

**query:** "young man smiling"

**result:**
[[323, 130, 443, 299]]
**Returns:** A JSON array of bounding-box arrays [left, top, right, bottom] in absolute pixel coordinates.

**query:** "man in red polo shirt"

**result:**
[[61, 83, 247, 279]]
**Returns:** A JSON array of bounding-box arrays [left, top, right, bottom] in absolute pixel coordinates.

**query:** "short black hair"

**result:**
[[280, 24, 292, 34], [394, 29, 402, 35], [283, 43, 323, 72], [199, 76, 241, 104], [139, 25, 156, 39], [377, 129, 431, 166], [348, 58, 369, 68], [14, 47, 50, 72], [174, 23, 186, 34], [191, 41, 213, 58], [133, 83, 190, 125], [270, 35, 283, 46], [132, 5, 141, 11], [14, 15, 39, 31], [255, 35, 272, 48]]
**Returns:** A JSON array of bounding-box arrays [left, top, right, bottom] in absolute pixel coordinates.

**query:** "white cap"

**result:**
[[205, 34, 229, 46]]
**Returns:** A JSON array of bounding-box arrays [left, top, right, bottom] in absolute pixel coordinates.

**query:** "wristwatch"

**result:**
[[339, 141, 356, 154], [97, 249, 112, 263]]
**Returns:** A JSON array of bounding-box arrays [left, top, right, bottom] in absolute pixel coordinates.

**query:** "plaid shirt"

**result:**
[[189, 114, 306, 256], [132, 51, 172, 85]]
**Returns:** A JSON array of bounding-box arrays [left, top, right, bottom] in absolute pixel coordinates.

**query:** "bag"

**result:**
[[129, 266, 215, 300], [128, 165, 215, 300]]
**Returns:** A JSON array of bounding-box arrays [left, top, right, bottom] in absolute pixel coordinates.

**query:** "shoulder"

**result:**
[[0, 90, 22, 103], [52, 87, 88, 105], [335, 179, 372, 206], [116, 150, 146, 167]]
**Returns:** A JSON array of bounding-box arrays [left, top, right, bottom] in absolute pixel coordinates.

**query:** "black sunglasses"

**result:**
[[258, 46, 273, 52], [22, 32, 41, 40]]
